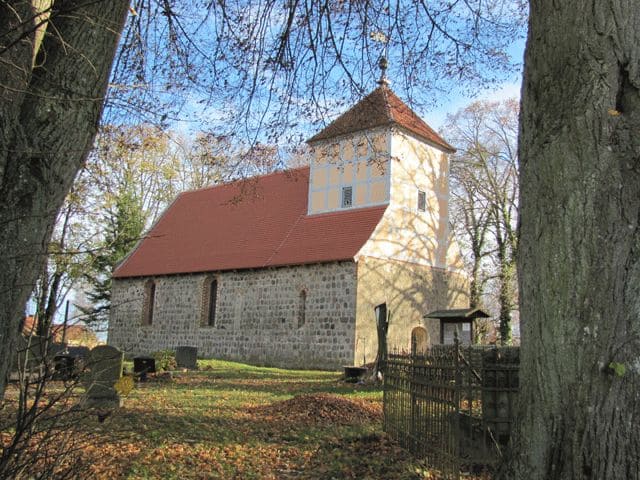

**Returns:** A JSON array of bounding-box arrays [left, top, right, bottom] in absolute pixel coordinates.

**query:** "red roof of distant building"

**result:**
[[306, 85, 455, 153], [22, 315, 37, 336], [113, 167, 387, 278], [21, 316, 97, 346]]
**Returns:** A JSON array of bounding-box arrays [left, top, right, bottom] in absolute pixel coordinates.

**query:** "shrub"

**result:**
[[152, 350, 177, 372]]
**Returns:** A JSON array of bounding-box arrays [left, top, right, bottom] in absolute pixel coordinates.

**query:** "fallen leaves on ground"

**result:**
[[305, 432, 422, 480], [248, 393, 382, 426], [1, 360, 441, 479]]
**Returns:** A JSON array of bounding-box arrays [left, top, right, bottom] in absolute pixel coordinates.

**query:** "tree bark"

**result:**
[[0, 2, 38, 181], [508, 1, 640, 478], [0, 0, 129, 399]]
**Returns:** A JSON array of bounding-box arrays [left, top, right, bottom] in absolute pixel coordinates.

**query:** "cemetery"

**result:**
[[1, 346, 409, 479], [0, 335, 520, 479]]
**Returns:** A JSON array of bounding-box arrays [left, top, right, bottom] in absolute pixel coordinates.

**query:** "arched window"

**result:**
[[297, 289, 307, 328], [201, 277, 218, 327], [142, 280, 156, 325]]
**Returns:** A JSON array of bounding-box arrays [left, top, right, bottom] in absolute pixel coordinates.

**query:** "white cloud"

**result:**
[[481, 81, 522, 102]]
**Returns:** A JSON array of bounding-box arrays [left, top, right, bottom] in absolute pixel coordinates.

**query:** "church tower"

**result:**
[[305, 83, 458, 271], [306, 83, 467, 361]]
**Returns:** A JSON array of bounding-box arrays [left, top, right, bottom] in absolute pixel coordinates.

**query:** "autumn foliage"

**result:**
[[2, 359, 431, 479]]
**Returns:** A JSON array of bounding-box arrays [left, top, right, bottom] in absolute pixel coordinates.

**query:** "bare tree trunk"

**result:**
[[0, 2, 38, 184], [508, 1, 640, 478], [36, 265, 50, 336], [36, 199, 74, 337], [0, 0, 129, 399], [495, 231, 514, 345], [469, 234, 483, 308]]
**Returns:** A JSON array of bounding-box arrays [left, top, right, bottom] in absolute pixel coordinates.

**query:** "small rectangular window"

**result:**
[[208, 279, 218, 327], [201, 278, 218, 327], [342, 186, 353, 208], [142, 280, 155, 326], [297, 290, 307, 328], [417, 190, 426, 212]]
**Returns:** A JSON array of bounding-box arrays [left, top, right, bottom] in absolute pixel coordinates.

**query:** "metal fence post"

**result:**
[[453, 330, 461, 479]]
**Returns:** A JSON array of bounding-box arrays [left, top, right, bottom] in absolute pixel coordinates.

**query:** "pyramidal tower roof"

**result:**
[[306, 84, 455, 153]]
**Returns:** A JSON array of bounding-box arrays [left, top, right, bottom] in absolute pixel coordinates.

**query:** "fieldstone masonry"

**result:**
[[108, 262, 357, 369]]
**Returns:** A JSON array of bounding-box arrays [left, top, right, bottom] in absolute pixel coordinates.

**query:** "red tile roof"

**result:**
[[307, 85, 455, 153], [113, 167, 387, 278], [21, 316, 97, 345]]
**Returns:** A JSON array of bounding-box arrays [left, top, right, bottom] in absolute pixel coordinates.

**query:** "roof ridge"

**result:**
[[180, 165, 310, 196], [379, 85, 393, 120], [306, 85, 454, 152]]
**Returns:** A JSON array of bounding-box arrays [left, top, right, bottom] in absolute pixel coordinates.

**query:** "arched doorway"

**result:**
[[411, 327, 429, 355]]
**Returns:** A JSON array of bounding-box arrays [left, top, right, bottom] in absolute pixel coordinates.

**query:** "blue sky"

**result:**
[[428, 80, 522, 131], [170, 30, 527, 143], [426, 36, 525, 130]]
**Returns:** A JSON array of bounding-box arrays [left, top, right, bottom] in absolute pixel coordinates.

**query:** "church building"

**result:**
[[107, 83, 469, 369]]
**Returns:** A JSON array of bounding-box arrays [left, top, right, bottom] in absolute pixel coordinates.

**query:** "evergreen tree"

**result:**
[[82, 188, 145, 325]]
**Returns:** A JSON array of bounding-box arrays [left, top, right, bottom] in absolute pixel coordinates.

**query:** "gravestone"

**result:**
[[175, 346, 197, 369], [133, 356, 156, 381], [84, 345, 124, 408], [67, 345, 91, 359], [54, 354, 76, 381]]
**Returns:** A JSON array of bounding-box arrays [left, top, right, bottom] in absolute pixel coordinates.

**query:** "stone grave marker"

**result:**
[[133, 356, 156, 381], [175, 346, 197, 369], [67, 345, 91, 359], [84, 345, 124, 408]]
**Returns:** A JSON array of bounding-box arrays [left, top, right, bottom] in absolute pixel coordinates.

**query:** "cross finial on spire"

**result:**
[[370, 31, 390, 86]]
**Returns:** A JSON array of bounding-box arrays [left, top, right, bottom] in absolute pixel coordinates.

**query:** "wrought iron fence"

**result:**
[[383, 339, 519, 479]]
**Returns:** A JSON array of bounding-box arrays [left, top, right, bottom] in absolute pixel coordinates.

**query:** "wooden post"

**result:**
[[373, 303, 388, 378], [61, 300, 70, 344]]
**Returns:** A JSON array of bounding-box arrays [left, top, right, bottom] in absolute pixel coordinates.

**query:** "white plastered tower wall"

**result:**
[[307, 127, 392, 215], [357, 127, 465, 270], [353, 127, 469, 364]]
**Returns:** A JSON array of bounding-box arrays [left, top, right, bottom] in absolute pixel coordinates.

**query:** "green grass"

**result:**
[[7, 359, 430, 479]]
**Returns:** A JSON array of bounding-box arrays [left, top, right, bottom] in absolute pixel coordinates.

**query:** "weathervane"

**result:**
[[370, 31, 390, 86]]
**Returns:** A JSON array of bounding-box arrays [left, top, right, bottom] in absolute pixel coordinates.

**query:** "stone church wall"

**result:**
[[108, 261, 357, 369]]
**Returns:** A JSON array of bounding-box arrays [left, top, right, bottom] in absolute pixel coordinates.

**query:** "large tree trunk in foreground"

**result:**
[[0, 0, 129, 399], [508, 1, 640, 478]]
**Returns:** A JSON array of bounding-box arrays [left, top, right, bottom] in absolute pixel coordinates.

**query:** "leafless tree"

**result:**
[[445, 99, 519, 344]]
